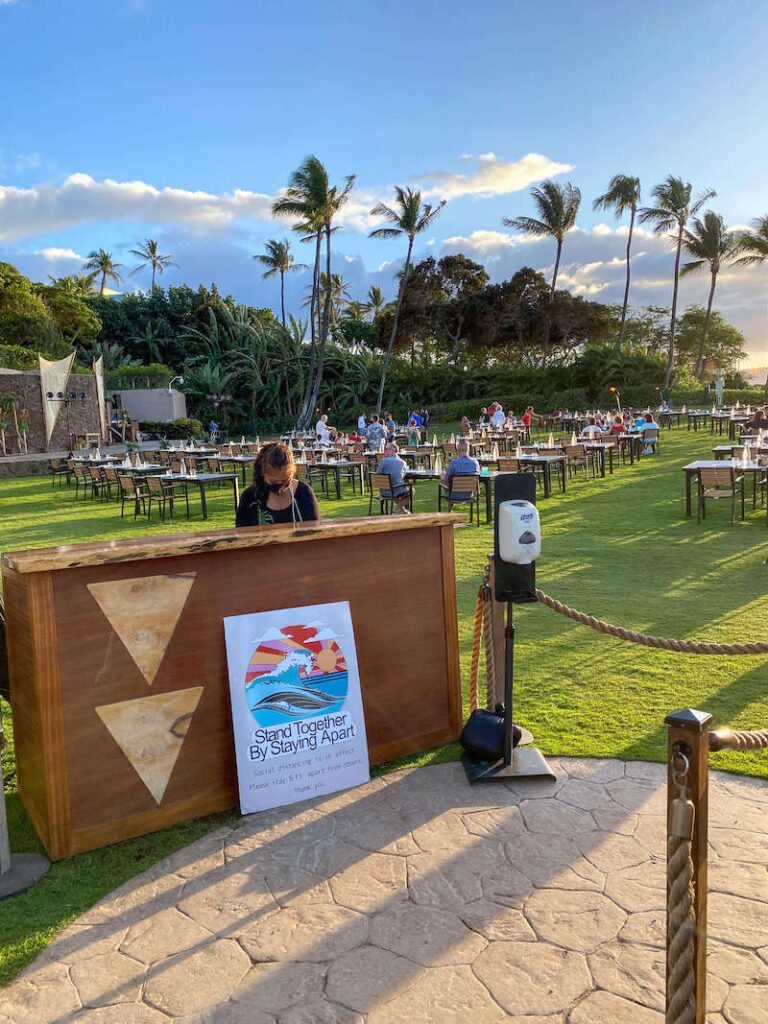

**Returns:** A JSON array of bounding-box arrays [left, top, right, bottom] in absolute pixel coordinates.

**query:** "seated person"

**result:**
[[580, 416, 602, 437], [641, 412, 659, 453], [608, 414, 624, 434], [505, 410, 517, 430], [377, 442, 411, 514], [236, 442, 320, 526], [365, 414, 387, 449], [441, 439, 480, 499], [460, 415, 472, 435]]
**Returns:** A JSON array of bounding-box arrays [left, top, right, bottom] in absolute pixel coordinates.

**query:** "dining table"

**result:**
[[681, 459, 765, 516], [145, 471, 239, 519]]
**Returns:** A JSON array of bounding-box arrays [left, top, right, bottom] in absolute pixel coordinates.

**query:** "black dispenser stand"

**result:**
[[462, 472, 555, 784]]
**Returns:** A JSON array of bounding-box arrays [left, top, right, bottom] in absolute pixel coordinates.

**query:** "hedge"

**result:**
[[139, 417, 203, 439]]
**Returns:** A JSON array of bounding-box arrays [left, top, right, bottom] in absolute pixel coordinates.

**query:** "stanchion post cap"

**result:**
[[664, 708, 713, 732]]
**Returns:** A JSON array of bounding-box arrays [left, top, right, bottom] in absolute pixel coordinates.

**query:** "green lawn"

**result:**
[[1, 423, 768, 983]]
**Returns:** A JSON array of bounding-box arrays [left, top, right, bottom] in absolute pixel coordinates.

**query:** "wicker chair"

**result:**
[[697, 466, 744, 524], [438, 474, 481, 524], [118, 474, 149, 518], [368, 472, 413, 515]]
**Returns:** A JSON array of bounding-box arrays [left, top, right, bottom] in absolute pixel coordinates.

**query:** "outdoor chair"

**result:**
[[642, 427, 660, 454], [565, 444, 596, 481], [438, 473, 481, 524], [103, 466, 120, 501], [441, 443, 458, 458], [157, 450, 171, 466], [498, 457, 535, 476], [146, 474, 190, 522], [71, 462, 89, 500], [86, 465, 110, 501], [307, 462, 330, 498], [337, 458, 362, 495], [118, 474, 149, 518], [49, 458, 71, 488], [697, 466, 744, 524], [368, 472, 413, 515]]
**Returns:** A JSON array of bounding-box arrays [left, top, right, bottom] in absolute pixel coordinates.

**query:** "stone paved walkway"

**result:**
[[1, 758, 767, 1023]]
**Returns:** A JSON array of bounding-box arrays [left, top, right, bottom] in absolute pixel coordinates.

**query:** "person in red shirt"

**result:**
[[608, 414, 624, 434], [520, 406, 534, 427]]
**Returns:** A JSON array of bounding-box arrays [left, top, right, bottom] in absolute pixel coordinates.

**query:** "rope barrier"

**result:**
[[482, 582, 497, 710], [468, 589, 483, 714], [666, 833, 697, 1024], [534, 589, 768, 656], [709, 728, 768, 751]]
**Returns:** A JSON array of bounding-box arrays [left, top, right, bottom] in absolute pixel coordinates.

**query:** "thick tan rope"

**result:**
[[469, 589, 483, 713], [535, 589, 768, 656], [709, 728, 768, 751], [667, 834, 697, 1024]]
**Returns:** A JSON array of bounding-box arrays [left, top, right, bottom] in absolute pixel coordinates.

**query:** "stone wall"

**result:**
[[0, 371, 101, 455]]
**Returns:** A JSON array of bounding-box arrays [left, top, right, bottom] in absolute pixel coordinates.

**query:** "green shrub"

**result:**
[[0, 344, 38, 370], [140, 417, 203, 439], [105, 364, 172, 390]]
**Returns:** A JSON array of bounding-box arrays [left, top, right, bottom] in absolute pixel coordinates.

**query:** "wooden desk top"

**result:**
[[2, 513, 465, 574]]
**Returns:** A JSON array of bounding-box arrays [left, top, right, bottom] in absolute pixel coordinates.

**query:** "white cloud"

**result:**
[[0, 173, 276, 242], [442, 229, 514, 255], [413, 152, 572, 201], [0, 1, 19, 6], [34, 246, 83, 261]]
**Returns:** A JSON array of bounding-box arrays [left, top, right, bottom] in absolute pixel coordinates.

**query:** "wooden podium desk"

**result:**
[[2, 514, 463, 860]]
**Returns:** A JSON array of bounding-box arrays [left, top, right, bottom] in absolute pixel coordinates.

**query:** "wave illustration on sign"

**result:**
[[245, 623, 348, 727]]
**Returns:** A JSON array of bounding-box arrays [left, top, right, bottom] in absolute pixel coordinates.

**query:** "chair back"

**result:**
[[448, 474, 480, 495], [498, 458, 523, 472], [105, 467, 119, 484], [700, 466, 736, 488], [371, 472, 394, 494], [349, 452, 365, 464], [88, 465, 101, 482], [146, 475, 164, 495], [72, 463, 86, 481], [118, 474, 137, 493], [207, 457, 221, 473], [441, 443, 457, 457], [170, 460, 183, 474], [643, 428, 659, 441], [539, 448, 561, 456], [565, 444, 586, 458], [50, 458, 62, 471], [295, 462, 309, 482]]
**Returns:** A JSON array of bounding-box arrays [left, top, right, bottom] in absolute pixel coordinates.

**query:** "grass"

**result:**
[[1, 422, 768, 983]]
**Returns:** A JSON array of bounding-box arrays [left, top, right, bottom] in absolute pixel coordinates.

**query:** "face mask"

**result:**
[[266, 482, 288, 494]]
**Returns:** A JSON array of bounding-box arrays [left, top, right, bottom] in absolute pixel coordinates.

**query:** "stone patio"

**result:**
[[1, 758, 767, 1023]]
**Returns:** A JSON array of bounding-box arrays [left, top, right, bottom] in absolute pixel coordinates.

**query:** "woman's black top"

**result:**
[[235, 481, 321, 527]]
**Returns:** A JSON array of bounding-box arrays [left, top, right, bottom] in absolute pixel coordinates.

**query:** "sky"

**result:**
[[1, 0, 767, 363]]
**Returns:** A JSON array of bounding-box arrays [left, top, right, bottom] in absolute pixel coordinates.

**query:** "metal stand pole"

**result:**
[[503, 601, 515, 766]]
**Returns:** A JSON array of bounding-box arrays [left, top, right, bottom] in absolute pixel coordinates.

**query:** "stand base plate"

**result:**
[[0, 853, 50, 899], [462, 746, 556, 784]]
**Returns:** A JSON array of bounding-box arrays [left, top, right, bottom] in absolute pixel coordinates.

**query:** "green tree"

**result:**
[[639, 176, 715, 385], [502, 179, 581, 366], [679, 211, 739, 378], [128, 238, 178, 291], [369, 185, 446, 412], [593, 174, 641, 347], [675, 305, 747, 377], [83, 249, 124, 296], [38, 284, 102, 347], [254, 238, 307, 328], [733, 215, 768, 268], [0, 262, 56, 347], [47, 273, 95, 297], [363, 284, 386, 320]]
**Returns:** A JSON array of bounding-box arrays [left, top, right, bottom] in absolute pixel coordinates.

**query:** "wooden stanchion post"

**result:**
[[665, 708, 712, 1024]]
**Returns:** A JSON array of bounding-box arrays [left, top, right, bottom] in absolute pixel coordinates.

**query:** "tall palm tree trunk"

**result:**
[[305, 226, 334, 421], [695, 269, 718, 379], [100, 272, 107, 296], [376, 236, 414, 414], [617, 208, 635, 347], [280, 270, 286, 328], [665, 227, 684, 386], [542, 239, 562, 367], [151, 265, 156, 291], [297, 232, 322, 429]]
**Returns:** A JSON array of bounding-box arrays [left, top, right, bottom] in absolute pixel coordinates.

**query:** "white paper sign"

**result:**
[[224, 600, 370, 814]]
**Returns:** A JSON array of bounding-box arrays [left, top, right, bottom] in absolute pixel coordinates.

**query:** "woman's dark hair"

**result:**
[[252, 442, 295, 504]]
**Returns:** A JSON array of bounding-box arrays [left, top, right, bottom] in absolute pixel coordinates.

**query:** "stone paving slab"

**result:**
[[1, 758, 767, 1022]]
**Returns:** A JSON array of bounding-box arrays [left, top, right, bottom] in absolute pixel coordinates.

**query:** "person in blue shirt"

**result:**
[[377, 442, 412, 513], [580, 416, 603, 437], [441, 440, 480, 499]]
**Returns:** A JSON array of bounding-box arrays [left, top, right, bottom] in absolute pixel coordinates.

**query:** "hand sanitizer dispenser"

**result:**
[[498, 500, 541, 564]]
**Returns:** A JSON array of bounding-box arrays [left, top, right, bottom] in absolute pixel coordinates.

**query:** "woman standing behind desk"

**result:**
[[236, 442, 320, 526]]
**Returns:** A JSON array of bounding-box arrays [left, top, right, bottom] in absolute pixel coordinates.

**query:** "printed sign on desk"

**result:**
[[224, 601, 370, 814]]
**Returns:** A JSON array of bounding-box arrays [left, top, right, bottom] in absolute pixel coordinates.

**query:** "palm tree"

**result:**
[[639, 176, 715, 385], [732, 215, 768, 268], [593, 175, 641, 347], [369, 186, 446, 412], [254, 238, 307, 328], [47, 273, 96, 297], [83, 249, 123, 296], [128, 238, 177, 291], [363, 284, 385, 320], [503, 180, 581, 365], [679, 211, 739, 378], [303, 273, 352, 326]]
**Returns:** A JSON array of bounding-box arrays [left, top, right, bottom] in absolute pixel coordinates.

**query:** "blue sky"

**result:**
[[2, 0, 767, 360]]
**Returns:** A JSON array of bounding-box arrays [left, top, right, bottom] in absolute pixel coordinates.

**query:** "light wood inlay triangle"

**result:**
[[87, 573, 196, 685], [95, 687, 203, 804]]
